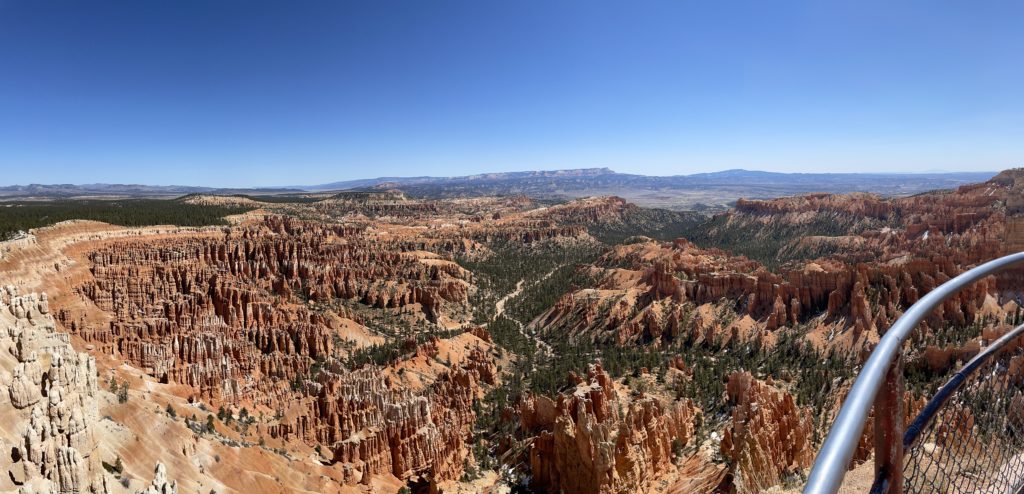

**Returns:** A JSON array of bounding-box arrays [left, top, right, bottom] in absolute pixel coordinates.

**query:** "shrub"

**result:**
[[101, 456, 124, 476], [116, 381, 129, 404]]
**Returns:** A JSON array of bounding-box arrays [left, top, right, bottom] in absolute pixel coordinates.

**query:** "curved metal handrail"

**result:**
[[804, 252, 1024, 494]]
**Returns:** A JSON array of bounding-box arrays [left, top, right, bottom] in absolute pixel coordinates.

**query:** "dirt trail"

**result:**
[[493, 279, 524, 319], [492, 269, 557, 356]]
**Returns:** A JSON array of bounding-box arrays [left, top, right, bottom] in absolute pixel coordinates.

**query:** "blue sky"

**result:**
[[0, 1, 1020, 186]]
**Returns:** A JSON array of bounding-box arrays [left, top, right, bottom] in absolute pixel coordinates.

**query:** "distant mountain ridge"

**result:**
[[304, 167, 994, 192], [0, 168, 999, 211], [304, 167, 615, 191], [309, 168, 997, 211]]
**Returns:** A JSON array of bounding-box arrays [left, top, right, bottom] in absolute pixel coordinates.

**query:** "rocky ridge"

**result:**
[[0, 286, 107, 493], [519, 364, 701, 494], [721, 372, 814, 493], [0, 286, 177, 493], [533, 170, 1024, 354]]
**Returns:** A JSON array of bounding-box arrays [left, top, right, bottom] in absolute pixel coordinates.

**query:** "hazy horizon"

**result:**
[[0, 166, 1002, 190]]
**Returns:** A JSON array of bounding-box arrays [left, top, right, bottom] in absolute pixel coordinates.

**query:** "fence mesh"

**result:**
[[901, 351, 1024, 494]]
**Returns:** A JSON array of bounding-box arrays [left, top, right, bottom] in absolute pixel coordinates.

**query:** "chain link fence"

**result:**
[[893, 325, 1024, 494]]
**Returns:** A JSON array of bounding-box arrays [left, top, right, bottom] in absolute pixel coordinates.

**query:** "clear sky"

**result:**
[[0, 1, 1020, 187]]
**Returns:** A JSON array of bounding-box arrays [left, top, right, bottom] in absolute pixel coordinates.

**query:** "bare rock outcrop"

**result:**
[[1, 287, 106, 493], [136, 462, 178, 494], [522, 364, 699, 494], [720, 372, 814, 494], [267, 336, 495, 488]]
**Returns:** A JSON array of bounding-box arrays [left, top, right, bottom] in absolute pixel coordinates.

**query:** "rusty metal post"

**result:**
[[873, 353, 904, 494]]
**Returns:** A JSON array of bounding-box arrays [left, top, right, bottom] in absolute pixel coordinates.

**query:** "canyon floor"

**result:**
[[1, 170, 1023, 493]]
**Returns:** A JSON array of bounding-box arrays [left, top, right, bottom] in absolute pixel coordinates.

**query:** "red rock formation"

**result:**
[[534, 187, 1014, 348], [720, 372, 814, 494], [267, 341, 495, 487], [521, 364, 699, 494], [48, 215, 518, 489], [61, 217, 474, 401], [526, 196, 637, 225]]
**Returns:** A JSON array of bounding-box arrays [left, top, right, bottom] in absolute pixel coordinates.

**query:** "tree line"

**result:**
[[0, 199, 253, 240]]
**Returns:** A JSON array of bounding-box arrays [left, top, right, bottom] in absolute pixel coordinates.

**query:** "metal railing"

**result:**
[[804, 252, 1024, 494], [896, 322, 1024, 493]]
